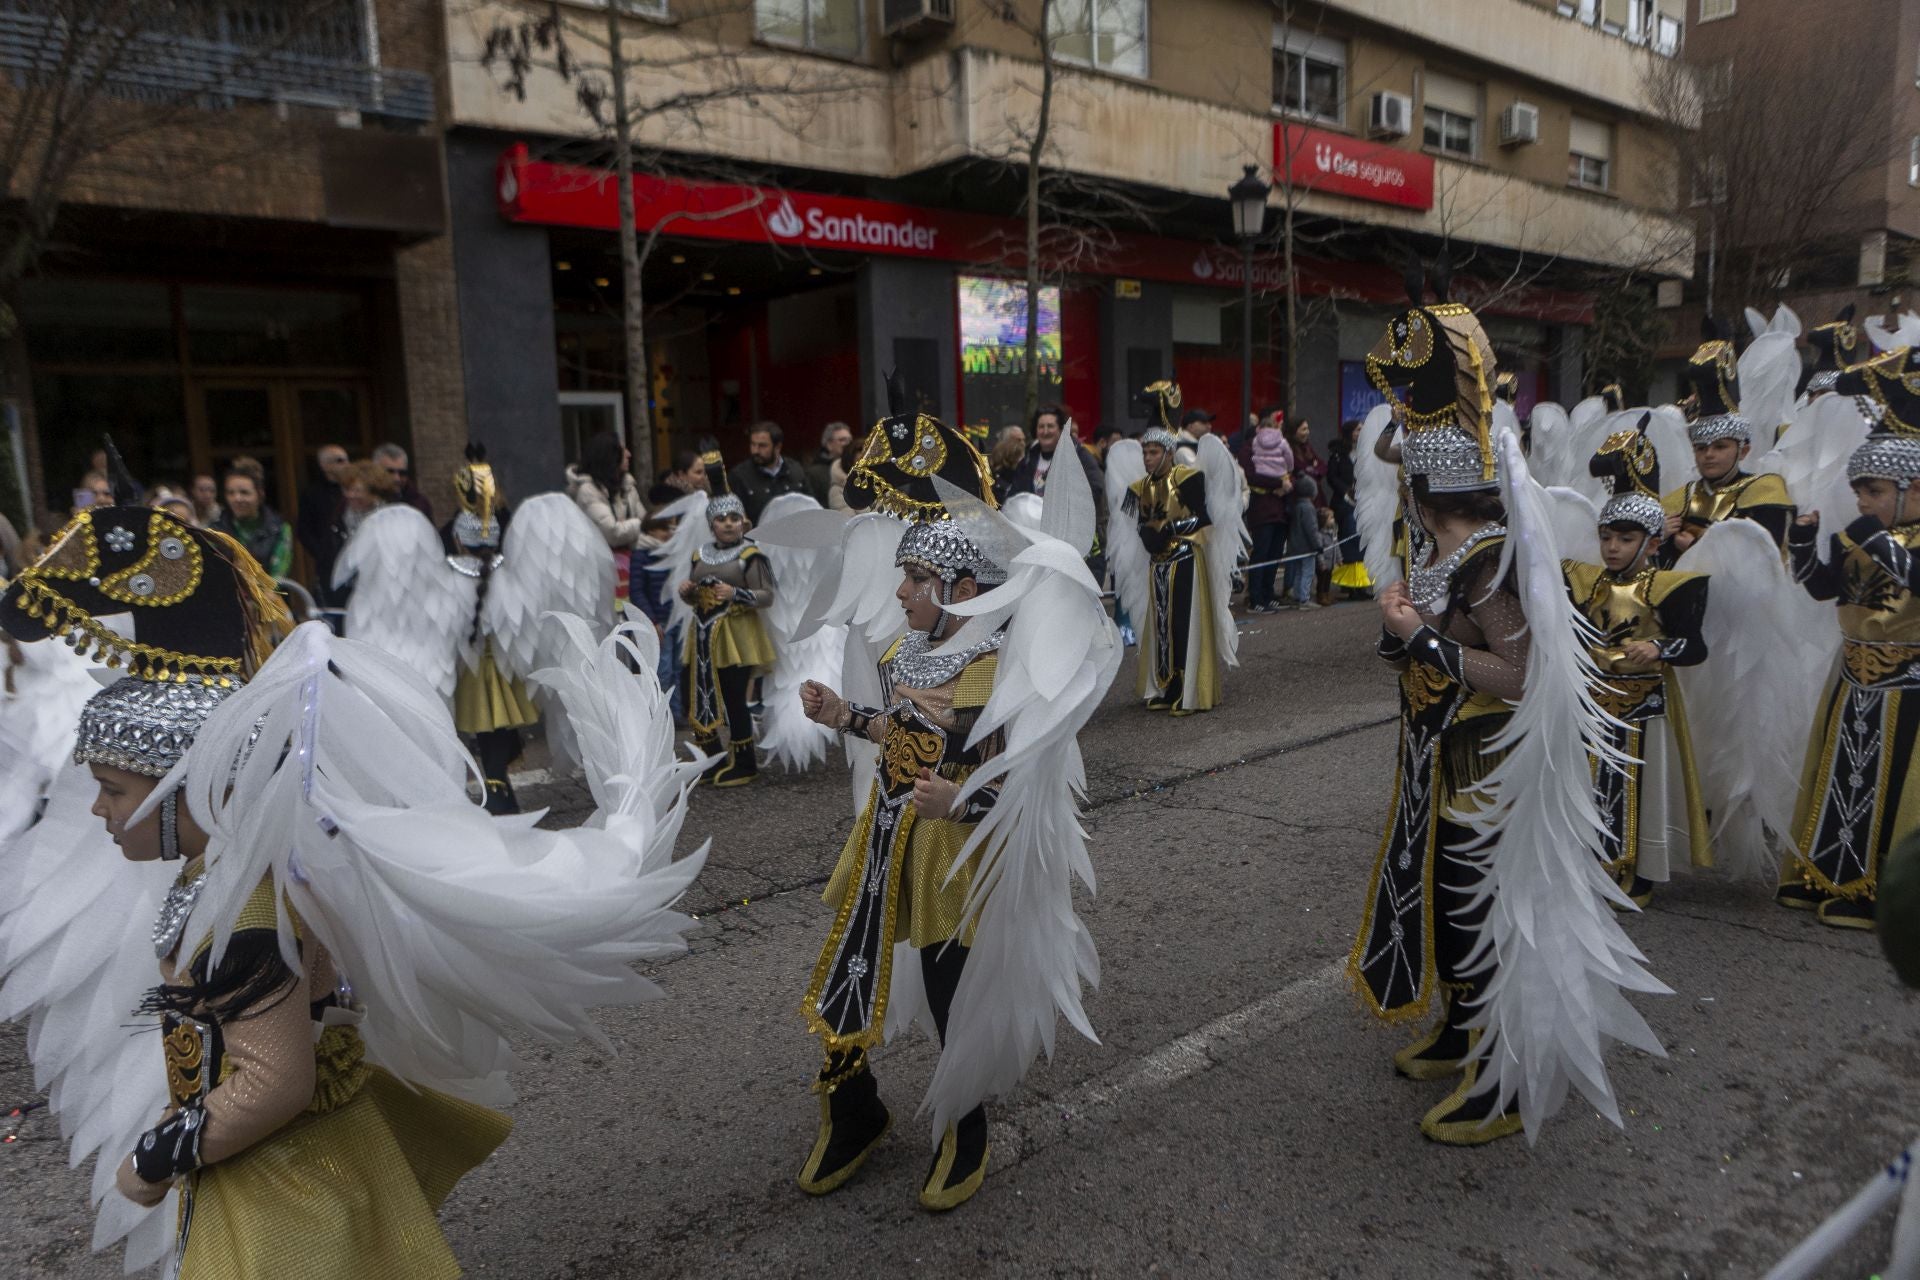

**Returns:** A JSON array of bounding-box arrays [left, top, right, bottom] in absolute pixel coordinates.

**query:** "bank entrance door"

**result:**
[[559, 391, 626, 466]]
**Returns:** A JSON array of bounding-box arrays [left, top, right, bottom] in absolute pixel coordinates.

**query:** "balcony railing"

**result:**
[[0, 0, 433, 124]]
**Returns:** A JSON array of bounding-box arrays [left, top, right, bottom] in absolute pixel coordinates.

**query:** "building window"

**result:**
[[756, 0, 862, 58], [1049, 0, 1148, 78], [1691, 154, 1727, 206], [1569, 116, 1612, 191], [1698, 0, 1735, 20], [1421, 71, 1478, 158], [1272, 28, 1345, 124]]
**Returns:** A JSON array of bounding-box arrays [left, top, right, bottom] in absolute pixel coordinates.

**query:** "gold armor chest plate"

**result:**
[[1837, 525, 1920, 645]]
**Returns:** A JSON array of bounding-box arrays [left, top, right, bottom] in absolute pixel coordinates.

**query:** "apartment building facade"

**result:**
[[441, 0, 1694, 496]]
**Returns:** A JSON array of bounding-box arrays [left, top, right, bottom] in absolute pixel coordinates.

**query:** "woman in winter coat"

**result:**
[[1236, 413, 1294, 613], [566, 432, 647, 549]]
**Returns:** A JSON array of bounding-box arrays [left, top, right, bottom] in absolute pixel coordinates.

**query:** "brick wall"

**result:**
[[395, 234, 468, 519]]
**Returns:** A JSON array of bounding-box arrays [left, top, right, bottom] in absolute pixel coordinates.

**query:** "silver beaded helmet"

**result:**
[[74, 675, 237, 778], [706, 493, 746, 522], [894, 519, 1008, 586], [1140, 426, 1179, 450], [1401, 424, 1503, 494], [1835, 347, 1920, 488], [1598, 492, 1666, 539]]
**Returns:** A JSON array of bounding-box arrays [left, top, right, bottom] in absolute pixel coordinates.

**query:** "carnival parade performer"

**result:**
[[1105, 381, 1246, 715], [652, 455, 779, 786], [1662, 322, 1797, 562], [331, 443, 613, 814], [1779, 348, 1920, 929], [1349, 278, 1666, 1146], [0, 497, 708, 1277], [779, 398, 1117, 1212], [1563, 415, 1712, 907]]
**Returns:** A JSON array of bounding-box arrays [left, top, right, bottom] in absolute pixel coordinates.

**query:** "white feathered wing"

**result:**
[[1672, 520, 1812, 878], [485, 493, 615, 685], [1102, 439, 1150, 638], [752, 492, 846, 772], [1460, 430, 1670, 1141], [155, 619, 707, 1103], [647, 491, 710, 641], [1193, 433, 1248, 686], [1738, 331, 1801, 447], [0, 633, 97, 841], [331, 503, 475, 699], [919, 479, 1121, 1142]]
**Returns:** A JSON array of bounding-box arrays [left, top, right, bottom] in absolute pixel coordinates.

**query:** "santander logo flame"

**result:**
[[767, 197, 804, 237]]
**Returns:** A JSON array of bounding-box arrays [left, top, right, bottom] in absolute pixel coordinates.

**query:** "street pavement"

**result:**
[[5, 600, 1918, 1278]]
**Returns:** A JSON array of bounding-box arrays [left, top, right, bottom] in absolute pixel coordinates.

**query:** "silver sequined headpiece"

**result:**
[[1688, 412, 1751, 445], [1598, 492, 1666, 539], [73, 675, 236, 778], [894, 520, 1008, 585], [1847, 435, 1920, 487], [1141, 427, 1179, 450], [1806, 371, 1840, 396], [706, 493, 746, 522], [451, 508, 500, 549], [1403, 424, 1504, 493]]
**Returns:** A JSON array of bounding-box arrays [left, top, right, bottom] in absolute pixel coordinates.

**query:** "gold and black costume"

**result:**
[[682, 539, 775, 784], [1660, 471, 1795, 558], [1125, 462, 1219, 712], [150, 870, 508, 1279], [1563, 562, 1711, 888], [1661, 328, 1796, 561]]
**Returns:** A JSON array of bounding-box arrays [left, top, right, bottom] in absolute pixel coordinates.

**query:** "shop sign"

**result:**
[[1275, 124, 1434, 211]]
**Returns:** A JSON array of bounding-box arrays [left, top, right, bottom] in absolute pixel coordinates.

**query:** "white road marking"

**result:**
[[993, 958, 1348, 1164]]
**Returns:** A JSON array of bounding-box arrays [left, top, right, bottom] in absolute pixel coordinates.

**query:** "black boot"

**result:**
[[474, 729, 523, 815], [918, 942, 989, 1210], [796, 1049, 890, 1195], [1393, 990, 1474, 1081], [1419, 1059, 1523, 1146], [712, 736, 758, 788], [1815, 895, 1876, 930], [691, 735, 722, 784]]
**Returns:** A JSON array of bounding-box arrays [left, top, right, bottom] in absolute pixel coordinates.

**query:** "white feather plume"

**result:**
[[1101, 439, 1150, 634], [1755, 392, 1873, 545], [647, 491, 712, 640], [332, 503, 475, 699], [1354, 403, 1403, 588], [1195, 433, 1249, 676], [1738, 331, 1801, 446], [1461, 429, 1670, 1141], [752, 492, 846, 772], [485, 493, 615, 685], [0, 635, 96, 842]]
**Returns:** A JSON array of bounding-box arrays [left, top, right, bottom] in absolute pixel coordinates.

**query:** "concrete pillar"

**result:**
[[393, 234, 468, 520], [855, 257, 958, 428]]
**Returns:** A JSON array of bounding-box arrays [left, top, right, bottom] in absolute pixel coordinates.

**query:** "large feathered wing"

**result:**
[[647, 491, 711, 639], [1102, 439, 1150, 634], [1756, 393, 1873, 546], [485, 493, 615, 684], [1354, 403, 1403, 588], [158, 620, 707, 1102], [920, 506, 1121, 1143], [1738, 331, 1801, 446], [332, 503, 475, 699], [1195, 433, 1249, 673], [0, 762, 180, 1272], [1544, 486, 1601, 564], [1462, 429, 1670, 1141], [1525, 402, 1572, 486], [752, 492, 846, 772], [0, 634, 96, 842], [1672, 520, 1815, 878]]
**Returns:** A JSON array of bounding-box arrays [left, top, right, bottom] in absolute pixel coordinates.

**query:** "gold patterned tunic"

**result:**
[[805, 633, 1003, 1053], [1661, 471, 1794, 557], [150, 867, 509, 1279], [1124, 464, 1220, 710], [1786, 520, 1920, 899], [1563, 561, 1712, 881]]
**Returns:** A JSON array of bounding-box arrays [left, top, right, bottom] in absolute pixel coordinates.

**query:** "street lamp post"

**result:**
[[1229, 163, 1272, 435]]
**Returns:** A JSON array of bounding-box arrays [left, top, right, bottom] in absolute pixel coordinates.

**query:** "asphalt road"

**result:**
[[5, 600, 1917, 1279]]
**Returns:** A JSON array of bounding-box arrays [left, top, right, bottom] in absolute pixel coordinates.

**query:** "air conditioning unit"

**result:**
[[1499, 102, 1540, 146], [883, 0, 955, 37], [1369, 91, 1412, 139]]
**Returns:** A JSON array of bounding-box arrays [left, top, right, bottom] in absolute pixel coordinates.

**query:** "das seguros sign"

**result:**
[[1275, 124, 1434, 211]]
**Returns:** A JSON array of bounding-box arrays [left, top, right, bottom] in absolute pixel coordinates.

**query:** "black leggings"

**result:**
[[719, 666, 753, 744], [920, 942, 969, 1045]]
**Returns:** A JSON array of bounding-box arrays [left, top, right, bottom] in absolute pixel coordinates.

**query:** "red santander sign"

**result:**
[[1275, 124, 1433, 211]]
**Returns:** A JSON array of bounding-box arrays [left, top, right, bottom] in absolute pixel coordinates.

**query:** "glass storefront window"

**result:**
[[184, 286, 369, 367], [19, 280, 175, 365], [958, 275, 1062, 436], [31, 372, 188, 508]]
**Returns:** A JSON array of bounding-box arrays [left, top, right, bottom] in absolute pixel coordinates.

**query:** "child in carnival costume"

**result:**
[[783, 400, 1118, 1211], [1780, 348, 1920, 928], [1562, 414, 1713, 908], [1349, 276, 1668, 1146], [651, 454, 779, 786], [1661, 321, 1798, 562], [1103, 381, 1247, 715], [0, 501, 707, 1276]]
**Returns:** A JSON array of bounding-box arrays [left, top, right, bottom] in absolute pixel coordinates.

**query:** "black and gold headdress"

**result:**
[[844, 370, 996, 523], [1590, 412, 1664, 538], [1366, 261, 1500, 491], [1682, 317, 1747, 444], [1835, 347, 1920, 487]]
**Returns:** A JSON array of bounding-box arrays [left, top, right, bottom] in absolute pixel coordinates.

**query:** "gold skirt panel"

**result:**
[[682, 608, 776, 672], [453, 646, 540, 736]]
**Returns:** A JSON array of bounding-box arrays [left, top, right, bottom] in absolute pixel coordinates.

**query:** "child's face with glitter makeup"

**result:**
[[896, 564, 978, 634]]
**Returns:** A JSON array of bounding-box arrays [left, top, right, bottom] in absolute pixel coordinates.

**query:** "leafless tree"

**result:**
[[474, 0, 846, 484], [1646, 21, 1896, 321]]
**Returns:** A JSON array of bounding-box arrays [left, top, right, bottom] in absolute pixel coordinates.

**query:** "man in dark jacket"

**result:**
[[296, 443, 350, 608], [727, 422, 811, 524], [1004, 405, 1108, 580]]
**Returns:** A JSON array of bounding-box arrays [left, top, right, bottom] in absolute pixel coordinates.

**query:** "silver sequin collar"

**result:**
[[698, 539, 753, 565], [885, 629, 1003, 690], [446, 553, 505, 577], [1407, 523, 1505, 614], [153, 866, 208, 959]]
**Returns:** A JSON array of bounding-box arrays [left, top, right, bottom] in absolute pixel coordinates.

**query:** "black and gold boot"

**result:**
[[691, 735, 722, 784], [1775, 882, 1829, 912], [919, 1104, 989, 1211], [1419, 1060, 1523, 1146], [1619, 870, 1654, 909], [1392, 996, 1474, 1081], [712, 736, 758, 788], [1815, 894, 1876, 930], [797, 1050, 890, 1196]]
